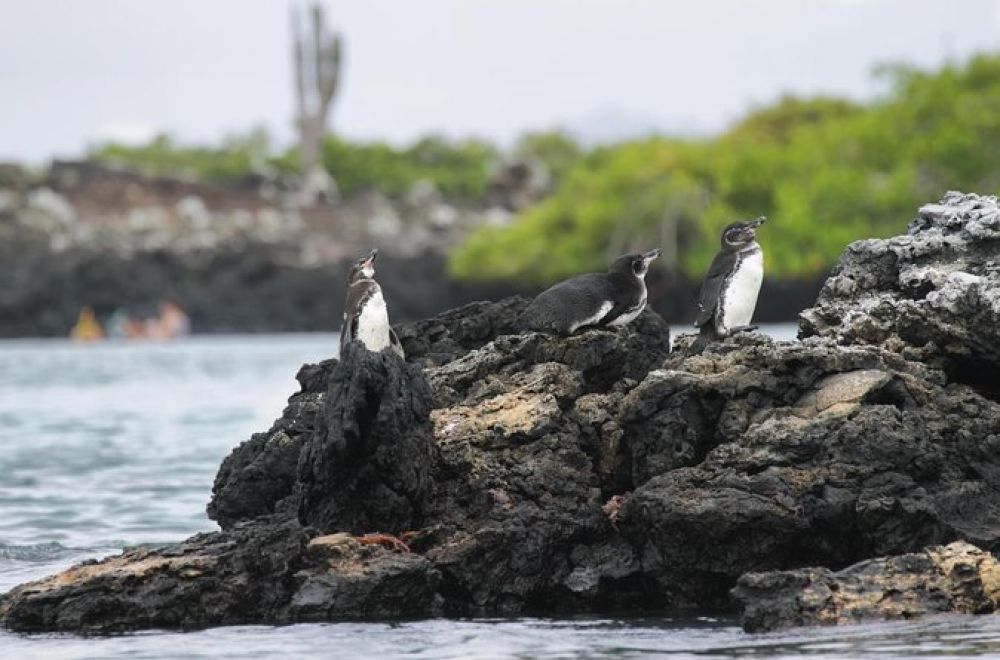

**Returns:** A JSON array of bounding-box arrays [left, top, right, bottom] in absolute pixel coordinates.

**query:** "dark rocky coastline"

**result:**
[[0, 237, 821, 337], [2, 192, 999, 634], [0, 158, 821, 337]]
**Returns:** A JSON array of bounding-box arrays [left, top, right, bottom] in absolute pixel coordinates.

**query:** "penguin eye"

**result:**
[[632, 260, 643, 274]]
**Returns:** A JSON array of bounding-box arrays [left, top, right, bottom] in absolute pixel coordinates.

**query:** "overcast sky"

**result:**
[[2, 0, 999, 162]]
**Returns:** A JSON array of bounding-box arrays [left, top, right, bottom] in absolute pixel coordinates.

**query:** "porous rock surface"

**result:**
[[619, 333, 1000, 611], [4, 193, 1000, 634], [0, 516, 440, 633], [800, 191, 1000, 396], [733, 541, 1000, 632]]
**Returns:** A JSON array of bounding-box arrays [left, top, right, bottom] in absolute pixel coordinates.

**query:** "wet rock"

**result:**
[[404, 308, 671, 613], [733, 541, 1000, 632], [427, 309, 671, 405], [800, 191, 1000, 398], [210, 342, 437, 536], [295, 343, 436, 534], [395, 296, 530, 367], [290, 535, 441, 621], [0, 516, 310, 633], [618, 333, 1000, 609], [0, 516, 440, 633], [207, 358, 337, 527], [3, 299, 672, 632]]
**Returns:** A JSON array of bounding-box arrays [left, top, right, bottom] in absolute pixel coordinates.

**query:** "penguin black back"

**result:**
[[519, 249, 662, 335], [695, 217, 765, 339]]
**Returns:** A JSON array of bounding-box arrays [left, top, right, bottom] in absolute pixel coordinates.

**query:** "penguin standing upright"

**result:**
[[519, 249, 662, 335], [340, 248, 405, 358], [695, 217, 766, 339]]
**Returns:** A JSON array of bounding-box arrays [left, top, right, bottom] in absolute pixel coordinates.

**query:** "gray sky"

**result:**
[[2, 0, 999, 162]]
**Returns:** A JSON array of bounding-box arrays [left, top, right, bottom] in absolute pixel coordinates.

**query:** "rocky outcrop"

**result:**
[[1, 301, 675, 632], [413, 312, 673, 613], [206, 298, 537, 531], [617, 333, 1000, 609], [800, 191, 1000, 399], [207, 359, 336, 527], [733, 541, 1000, 632], [295, 343, 436, 534], [395, 296, 530, 368], [0, 516, 440, 633], [211, 343, 437, 534], [4, 193, 1000, 634]]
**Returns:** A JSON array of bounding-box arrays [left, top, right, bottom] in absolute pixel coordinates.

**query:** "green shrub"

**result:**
[[450, 53, 1000, 284]]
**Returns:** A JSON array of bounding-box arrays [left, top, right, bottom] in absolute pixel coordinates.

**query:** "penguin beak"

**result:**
[[362, 248, 378, 268], [642, 248, 663, 263], [750, 216, 766, 228]]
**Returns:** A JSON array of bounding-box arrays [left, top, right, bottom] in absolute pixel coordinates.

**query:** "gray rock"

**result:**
[[733, 541, 1000, 632], [207, 358, 337, 527], [618, 333, 1000, 609], [295, 342, 436, 534], [800, 191, 1000, 400], [395, 296, 531, 368], [0, 516, 440, 633]]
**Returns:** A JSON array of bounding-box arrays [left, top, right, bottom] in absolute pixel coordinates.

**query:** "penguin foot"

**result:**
[[730, 325, 759, 334], [682, 332, 713, 356], [356, 532, 412, 553]]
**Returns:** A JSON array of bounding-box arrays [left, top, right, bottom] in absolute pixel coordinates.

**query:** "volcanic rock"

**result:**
[[733, 541, 1000, 632]]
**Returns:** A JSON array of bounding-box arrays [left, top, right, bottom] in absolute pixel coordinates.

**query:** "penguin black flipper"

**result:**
[[597, 299, 632, 326], [339, 313, 356, 354], [695, 251, 736, 328], [340, 277, 373, 354]]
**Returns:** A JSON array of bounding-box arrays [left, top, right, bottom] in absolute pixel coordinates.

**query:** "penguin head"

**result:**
[[348, 248, 378, 283], [721, 217, 765, 249], [611, 248, 662, 279]]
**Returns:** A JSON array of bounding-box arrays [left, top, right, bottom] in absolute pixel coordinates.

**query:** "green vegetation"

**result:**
[[90, 129, 274, 183], [451, 53, 1000, 283], [88, 53, 1000, 284], [318, 135, 497, 200], [92, 131, 500, 201]]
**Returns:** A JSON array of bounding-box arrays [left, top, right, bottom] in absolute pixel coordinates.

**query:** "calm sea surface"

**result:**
[[4, 326, 1000, 659]]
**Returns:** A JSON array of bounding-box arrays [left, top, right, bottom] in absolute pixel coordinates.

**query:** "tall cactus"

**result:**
[[292, 3, 342, 200]]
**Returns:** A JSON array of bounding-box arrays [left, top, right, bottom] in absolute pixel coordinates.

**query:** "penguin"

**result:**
[[518, 249, 662, 335], [340, 248, 405, 358], [695, 217, 766, 339]]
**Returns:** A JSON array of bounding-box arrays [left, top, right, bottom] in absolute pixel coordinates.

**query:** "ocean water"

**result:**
[[3, 328, 1000, 659]]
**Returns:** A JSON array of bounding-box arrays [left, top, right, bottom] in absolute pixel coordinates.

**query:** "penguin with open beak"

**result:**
[[340, 248, 404, 358], [695, 217, 766, 339], [518, 249, 662, 335]]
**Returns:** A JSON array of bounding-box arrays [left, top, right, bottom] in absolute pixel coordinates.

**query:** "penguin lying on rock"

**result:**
[[340, 248, 405, 358], [695, 217, 765, 340], [518, 249, 662, 335]]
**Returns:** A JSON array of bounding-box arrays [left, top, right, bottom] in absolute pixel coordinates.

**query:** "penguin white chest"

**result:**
[[720, 249, 763, 333], [356, 289, 392, 351]]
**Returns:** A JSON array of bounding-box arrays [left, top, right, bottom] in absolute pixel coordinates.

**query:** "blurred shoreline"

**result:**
[[0, 160, 822, 338]]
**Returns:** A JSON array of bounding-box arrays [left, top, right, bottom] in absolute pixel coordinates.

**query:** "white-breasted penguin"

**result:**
[[340, 249, 405, 358], [518, 249, 662, 335], [695, 217, 765, 339]]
